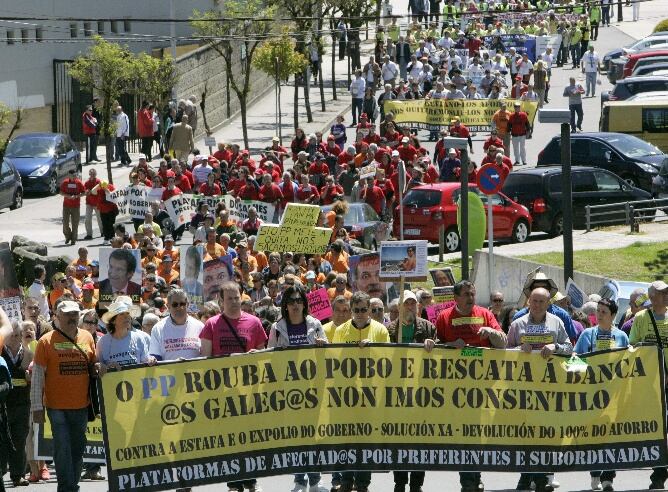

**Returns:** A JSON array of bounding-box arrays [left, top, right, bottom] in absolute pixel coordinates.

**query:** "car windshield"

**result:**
[[601, 134, 663, 158], [5, 137, 55, 158], [403, 189, 442, 207]]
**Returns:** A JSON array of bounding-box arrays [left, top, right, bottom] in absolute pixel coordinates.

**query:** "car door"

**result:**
[[54, 137, 69, 179], [588, 139, 615, 172], [0, 161, 14, 208], [570, 137, 590, 166], [571, 170, 598, 227], [477, 190, 513, 238], [593, 170, 630, 223], [61, 136, 76, 174]]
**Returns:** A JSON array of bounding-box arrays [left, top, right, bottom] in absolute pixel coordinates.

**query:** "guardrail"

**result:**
[[585, 198, 668, 233]]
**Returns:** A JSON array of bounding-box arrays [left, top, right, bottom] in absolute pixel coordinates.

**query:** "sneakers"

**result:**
[[548, 475, 559, 488], [248, 486, 263, 492], [601, 481, 613, 491], [83, 235, 93, 240], [591, 477, 602, 491], [12, 478, 29, 486], [650, 481, 664, 490], [82, 470, 105, 480]]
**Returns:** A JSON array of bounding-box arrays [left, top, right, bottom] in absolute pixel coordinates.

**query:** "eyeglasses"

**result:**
[[492, 298, 504, 303], [336, 279, 346, 284], [352, 307, 369, 313], [371, 307, 384, 313], [287, 297, 303, 305], [171, 302, 187, 308], [84, 319, 97, 325], [26, 306, 40, 310]]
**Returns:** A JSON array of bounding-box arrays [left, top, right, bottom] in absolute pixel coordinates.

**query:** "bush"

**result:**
[[654, 19, 668, 33]]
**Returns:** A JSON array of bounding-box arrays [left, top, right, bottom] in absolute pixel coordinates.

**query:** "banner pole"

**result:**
[[487, 197, 494, 301]]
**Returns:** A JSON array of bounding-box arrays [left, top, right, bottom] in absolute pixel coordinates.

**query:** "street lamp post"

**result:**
[[538, 109, 573, 286], [617, 0, 624, 22], [444, 137, 471, 280]]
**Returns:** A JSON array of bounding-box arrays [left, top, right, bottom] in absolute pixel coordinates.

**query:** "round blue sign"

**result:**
[[476, 163, 505, 195]]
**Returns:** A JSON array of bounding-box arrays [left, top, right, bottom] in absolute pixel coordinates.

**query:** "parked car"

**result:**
[[651, 158, 668, 197], [0, 159, 23, 210], [602, 33, 668, 72], [3, 133, 81, 195], [321, 202, 390, 250], [631, 62, 668, 77], [601, 75, 668, 104], [536, 132, 666, 191], [626, 90, 668, 101], [501, 167, 651, 236], [600, 100, 668, 152], [392, 183, 532, 252], [622, 50, 668, 78]]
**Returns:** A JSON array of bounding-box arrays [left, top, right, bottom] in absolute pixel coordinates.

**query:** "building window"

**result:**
[[84, 22, 92, 37], [97, 21, 105, 35], [70, 23, 78, 38], [123, 19, 131, 32], [35, 27, 43, 42], [111, 20, 118, 33], [21, 29, 29, 43], [6, 30, 15, 45]]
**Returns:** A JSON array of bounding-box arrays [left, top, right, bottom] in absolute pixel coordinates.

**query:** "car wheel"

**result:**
[[9, 189, 23, 210], [512, 219, 530, 243], [47, 173, 58, 195], [549, 214, 563, 237], [444, 227, 460, 252], [621, 174, 640, 188]]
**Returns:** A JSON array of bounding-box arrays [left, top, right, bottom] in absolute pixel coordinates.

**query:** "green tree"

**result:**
[[192, 0, 276, 149], [0, 103, 22, 162], [253, 32, 309, 139], [68, 37, 176, 183]]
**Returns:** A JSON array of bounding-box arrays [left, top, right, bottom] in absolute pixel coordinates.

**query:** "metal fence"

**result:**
[[585, 198, 668, 232]]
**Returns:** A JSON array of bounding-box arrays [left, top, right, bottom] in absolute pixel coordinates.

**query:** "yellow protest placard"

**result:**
[[280, 203, 321, 227], [384, 98, 538, 132], [100, 345, 666, 491], [255, 224, 331, 254]]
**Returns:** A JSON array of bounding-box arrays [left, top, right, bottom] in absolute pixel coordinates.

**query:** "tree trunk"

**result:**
[[331, 36, 337, 100], [303, 68, 313, 123], [375, 0, 383, 26], [239, 93, 249, 149], [101, 99, 113, 184], [318, 59, 326, 112], [293, 75, 299, 130], [278, 82, 283, 145]]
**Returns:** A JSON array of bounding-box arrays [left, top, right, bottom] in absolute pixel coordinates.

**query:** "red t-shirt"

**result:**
[[509, 112, 529, 136], [238, 183, 260, 200], [200, 312, 268, 355], [174, 174, 192, 193], [198, 182, 222, 196], [449, 124, 470, 139], [296, 184, 319, 202], [161, 186, 183, 202], [398, 145, 417, 163], [362, 185, 385, 215], [84, 178, 100, 206], [61, 178, 85, 208], [436, 305, 502, 347], [259, 183, 283, 203]]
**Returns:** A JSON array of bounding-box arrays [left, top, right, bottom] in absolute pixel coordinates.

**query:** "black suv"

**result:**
[[536, 132, 666, 192], [501, 167, 651, 236], [601, 75, 668, 103]]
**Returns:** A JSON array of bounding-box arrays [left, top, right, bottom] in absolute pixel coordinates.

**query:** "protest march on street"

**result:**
[[1, 0, 668, 491]]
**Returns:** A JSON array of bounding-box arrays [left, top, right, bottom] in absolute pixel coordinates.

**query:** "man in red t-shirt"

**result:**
[[60, 169, 85, 245], [360, 177, 385, 215], [435, 279, 506, 492], [509, 102, 530, 166], [83, 168, 101, 240]]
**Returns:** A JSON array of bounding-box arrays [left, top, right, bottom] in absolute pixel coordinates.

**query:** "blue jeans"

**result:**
[[46, 408, 88, 492], [294, 472, 321, 486], [570, 44, 581, 67]]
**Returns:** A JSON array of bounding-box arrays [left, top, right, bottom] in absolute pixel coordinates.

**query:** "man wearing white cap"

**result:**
[[629, 280, 668, 490], [31, 300, 95, 492]]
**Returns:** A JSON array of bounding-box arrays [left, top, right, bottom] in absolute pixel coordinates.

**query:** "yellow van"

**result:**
[[600, 99, 668, 152]]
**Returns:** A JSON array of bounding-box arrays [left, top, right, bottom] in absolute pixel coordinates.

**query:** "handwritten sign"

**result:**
[[105, 187, 128, 216], [307, 288, 333, 321], [425, 301, 456, 325], [221, 195, 277, 224], [255, 224, 331, 254], [127, 185, 150, 219], [164, 195, 196, 227], [281, 203, 321, 227], [359, 163, 378, 180]]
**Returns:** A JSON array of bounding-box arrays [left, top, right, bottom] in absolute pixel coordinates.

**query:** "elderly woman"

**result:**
[[574, 298, 627, 492], [268, 284, 327, 491]]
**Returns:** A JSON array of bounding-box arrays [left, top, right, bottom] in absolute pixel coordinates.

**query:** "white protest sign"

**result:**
[[221, 195, 277, 224], [565, 278, 587, 309], [105, 187, 128, 216], [164, 195, 197, 228], [359, 163, 378, 180], [127, 185, 150, 219]]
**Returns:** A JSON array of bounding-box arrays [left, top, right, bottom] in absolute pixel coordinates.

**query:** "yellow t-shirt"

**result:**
[[332, 319, 390, 344]]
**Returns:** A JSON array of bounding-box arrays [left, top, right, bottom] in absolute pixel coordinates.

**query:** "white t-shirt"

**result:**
[[582, 52, 600, 73], [149, 315, 204, 360], [28, 281, 49, 318]]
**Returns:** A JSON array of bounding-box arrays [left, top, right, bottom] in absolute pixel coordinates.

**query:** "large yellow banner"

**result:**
[[100, 345, 666, 492], [384, 98, 538, 132]]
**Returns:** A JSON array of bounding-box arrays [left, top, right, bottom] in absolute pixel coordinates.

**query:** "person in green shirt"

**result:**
[[388, 17, 401, 43], [589, 4, 601, 40], [570, 25, 582, 68], [629, 280, 668, 490]]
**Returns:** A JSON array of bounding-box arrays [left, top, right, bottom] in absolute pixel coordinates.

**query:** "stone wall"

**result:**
[[10, 236, 70, 287], [174, 43, 274, 141]]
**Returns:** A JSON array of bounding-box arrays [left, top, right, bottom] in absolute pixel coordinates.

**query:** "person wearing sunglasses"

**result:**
[[267, 285, 327, 492], [149, 289, 204, 361], [369, 297, 387, 325], [332, 291, 389, 492]]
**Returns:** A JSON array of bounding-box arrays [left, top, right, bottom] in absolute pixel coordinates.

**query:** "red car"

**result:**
[[392, 183, 532, 252], [622, 49, 668, 78]]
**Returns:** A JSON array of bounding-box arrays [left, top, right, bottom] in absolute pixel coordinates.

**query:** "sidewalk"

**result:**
[[195, 35, 377, 152], [612, 0, 668, 40]]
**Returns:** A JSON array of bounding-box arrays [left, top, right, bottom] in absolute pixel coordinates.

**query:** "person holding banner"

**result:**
[[266, 284, 328, 491], [508, 287, 572, 492], [435, 280, 506, 492]]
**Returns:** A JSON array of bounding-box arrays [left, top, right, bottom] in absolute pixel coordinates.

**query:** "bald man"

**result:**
[[507, 287, 572, 492]]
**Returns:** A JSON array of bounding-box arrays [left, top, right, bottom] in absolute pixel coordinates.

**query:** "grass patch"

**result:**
[[519, 241, 668, 282]]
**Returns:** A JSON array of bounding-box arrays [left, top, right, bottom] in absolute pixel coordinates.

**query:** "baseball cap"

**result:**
[[53, 272, 66, 281], [58, 300, 80, 313], [401, 137, 409, 143], [82, 283, 95, 290], [650, 280, 668, 293], [164, 235, 174, 242], [391, 150, 400, 157], [90, 260, 99, 267], [403, 290, 418, 303]]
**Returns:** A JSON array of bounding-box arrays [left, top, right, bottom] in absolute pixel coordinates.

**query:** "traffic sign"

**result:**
[[476, 163, 505, 195]]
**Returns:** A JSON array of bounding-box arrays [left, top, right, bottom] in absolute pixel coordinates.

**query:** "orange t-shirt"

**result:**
[[325, 251, 349, 274], [33, 329, 95, 410], [252, 251, 268, 271], [327, 287, 352, 301]]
